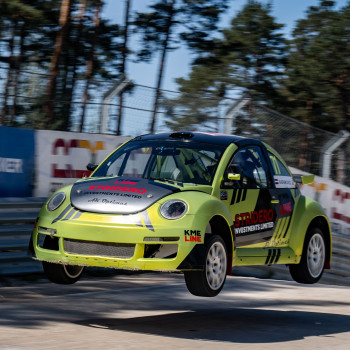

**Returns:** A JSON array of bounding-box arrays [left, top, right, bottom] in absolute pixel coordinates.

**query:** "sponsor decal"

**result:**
[[115, 180, 138, 185], [234, 209, 274, 236], [220, 191, 228, 200], [88, 185, 146, 194], [280, 201, 292, 215], [274, 176, 295, 189], [184, 230, 202, 242]]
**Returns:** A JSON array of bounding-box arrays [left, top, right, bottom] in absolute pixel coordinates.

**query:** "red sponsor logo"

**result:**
[[114, 180, 138, 185], [88, 185, 146, 194], [280, 202, 292, 215], [234, 209, 274, 228], [184, 230, 202, 242]]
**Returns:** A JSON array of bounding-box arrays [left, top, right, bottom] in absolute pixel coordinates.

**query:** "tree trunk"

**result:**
[[10, 21, 26, 126], [149, 0, 175, 134], [43, 0, 71, 128], [63, 0, 86, 131], [0, 23, 16, 126], [80, 0, 102, 132], [116, 0, 131, 136]]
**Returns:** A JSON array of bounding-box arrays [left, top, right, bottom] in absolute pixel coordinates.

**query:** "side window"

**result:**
[[268, 152, 291, 176], [268, 151, 295, 188], [224, 146, 269, 189]]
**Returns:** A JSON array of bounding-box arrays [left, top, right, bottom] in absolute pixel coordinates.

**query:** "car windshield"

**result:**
[[92, 140, 226, 185]]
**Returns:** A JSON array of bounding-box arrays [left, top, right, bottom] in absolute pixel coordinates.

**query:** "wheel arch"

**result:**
[[208, 215, 235, 275]]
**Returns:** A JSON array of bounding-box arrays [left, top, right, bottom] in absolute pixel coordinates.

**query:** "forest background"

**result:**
[[0, 0, 349, 138]]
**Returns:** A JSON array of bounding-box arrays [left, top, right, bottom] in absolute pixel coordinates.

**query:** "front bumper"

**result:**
[[31, 206, 204, 271]]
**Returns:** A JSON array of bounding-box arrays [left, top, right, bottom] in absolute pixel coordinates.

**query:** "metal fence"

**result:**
[[1, 67, 350, 185], [225, 100, 350, 185]]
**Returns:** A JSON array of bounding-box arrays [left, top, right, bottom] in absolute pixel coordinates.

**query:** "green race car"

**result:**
[[29, 131, 331, 297]]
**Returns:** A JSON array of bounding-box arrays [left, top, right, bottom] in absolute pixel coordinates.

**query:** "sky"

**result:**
[[102, 0, 349, 92]]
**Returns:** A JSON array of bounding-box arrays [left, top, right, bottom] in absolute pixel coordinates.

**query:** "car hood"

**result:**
[[70, 177, 182, 214]]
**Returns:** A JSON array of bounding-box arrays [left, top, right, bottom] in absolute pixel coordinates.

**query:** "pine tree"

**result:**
[[133, 0, 228, 133], [165, 0, 287, 130], [282, 0, 350, 133]]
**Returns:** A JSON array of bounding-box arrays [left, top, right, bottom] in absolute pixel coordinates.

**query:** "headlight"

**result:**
[[47, 192, 66, 211], [160, 199, 188, 220]]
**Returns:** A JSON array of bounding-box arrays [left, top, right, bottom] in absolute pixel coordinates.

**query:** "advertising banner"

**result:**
[[0, 126, 35, 197], [291, 167, 350, 236], [34, 130, 130, 197]]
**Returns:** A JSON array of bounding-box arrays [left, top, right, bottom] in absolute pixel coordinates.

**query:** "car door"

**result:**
[[221, 145, 277, 248], [264, 149, 297, 248]]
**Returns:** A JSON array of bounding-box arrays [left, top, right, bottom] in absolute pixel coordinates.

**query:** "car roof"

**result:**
[[133, 131, 264, 148]]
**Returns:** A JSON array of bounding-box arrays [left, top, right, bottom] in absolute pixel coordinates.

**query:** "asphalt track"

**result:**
[[0, 271, 349, 350]]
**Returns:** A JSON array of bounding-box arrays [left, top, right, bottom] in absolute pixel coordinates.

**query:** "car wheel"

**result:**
[[42, 236, 84, 284], [184, 235, 227, 297], [289, 227, 326, 284]]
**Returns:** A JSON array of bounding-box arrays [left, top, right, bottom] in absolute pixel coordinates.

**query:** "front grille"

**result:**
[[64, 239, 135, 258]]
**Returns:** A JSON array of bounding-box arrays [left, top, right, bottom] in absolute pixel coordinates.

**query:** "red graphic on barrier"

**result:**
[[333, 189, 350, 203], [51, 139, 105, 179]]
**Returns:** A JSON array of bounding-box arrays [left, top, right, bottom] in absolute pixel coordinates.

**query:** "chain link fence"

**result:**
[[1, 67, 349, 185], [227, 101, 350, 185]]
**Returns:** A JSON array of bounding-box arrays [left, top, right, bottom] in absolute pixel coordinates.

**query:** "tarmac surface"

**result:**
[[0, 270, 350, 350]]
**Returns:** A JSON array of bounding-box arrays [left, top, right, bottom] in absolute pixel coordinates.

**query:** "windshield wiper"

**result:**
[[146, 176, 182, 185]]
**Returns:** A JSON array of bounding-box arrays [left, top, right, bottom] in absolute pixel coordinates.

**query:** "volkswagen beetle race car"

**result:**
[[29, 131, 331, 297]]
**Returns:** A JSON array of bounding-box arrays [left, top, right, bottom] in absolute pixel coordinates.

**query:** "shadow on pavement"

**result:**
[[76, 307, 350, 343]]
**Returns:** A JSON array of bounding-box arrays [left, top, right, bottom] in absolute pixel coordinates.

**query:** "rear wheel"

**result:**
[[289, 227, 326, 284], [184, 235, 227, 297], [42, 236, 84, 284]]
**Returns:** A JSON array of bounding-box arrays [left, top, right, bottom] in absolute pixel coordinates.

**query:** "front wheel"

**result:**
[[184, 235, 227, 297], [42, 236, 84, 284], [289, 227, 326, 284]]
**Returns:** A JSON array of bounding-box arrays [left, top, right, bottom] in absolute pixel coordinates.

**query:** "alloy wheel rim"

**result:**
[[63, 265, 84, 279], [206, 241, 227, 290], [307, 233, 325, 278]]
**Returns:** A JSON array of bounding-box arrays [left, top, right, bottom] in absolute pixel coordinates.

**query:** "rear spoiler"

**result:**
[[293, 174, 315, 185]]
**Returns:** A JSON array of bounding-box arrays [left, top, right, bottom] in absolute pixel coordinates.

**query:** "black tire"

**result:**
[[184, 235, 227, 297], [289, 227, 326, 284], [42, 236, 84, 285]]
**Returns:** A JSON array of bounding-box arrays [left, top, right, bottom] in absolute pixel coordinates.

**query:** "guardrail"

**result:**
[[0, 198, 44, 275], [1, 199, 350, 285]]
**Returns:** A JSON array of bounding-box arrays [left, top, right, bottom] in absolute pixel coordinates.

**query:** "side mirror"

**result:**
[[227, 173, 241, 181], [86, 163, 98, 172], [293, 174, 314, 185]]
